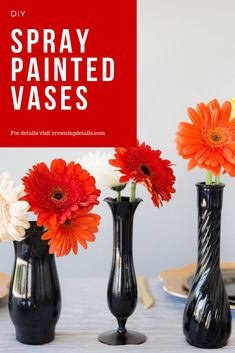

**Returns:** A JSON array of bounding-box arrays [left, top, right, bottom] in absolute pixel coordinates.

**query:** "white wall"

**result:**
[[1, 0, 235, 278]]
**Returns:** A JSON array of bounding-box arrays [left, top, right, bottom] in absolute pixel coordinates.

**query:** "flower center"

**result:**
[[205, 127, 230, 147], [51, 189, 66, 201], [141, 165, 151, 176], [211, 133, 220, 142], [0, 195, 10, 225], [62, 219, 74, 232]]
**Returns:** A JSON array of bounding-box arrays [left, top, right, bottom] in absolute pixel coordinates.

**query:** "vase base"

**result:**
[[15, 326, 55, 345], [186, 338, 228, 349], [98, 330, 146, 345]]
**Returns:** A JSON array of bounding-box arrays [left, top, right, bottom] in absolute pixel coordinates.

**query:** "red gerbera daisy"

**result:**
[[41, 212, 101, 257], [21, 159, 100, 228], [109, 141, 176, 207]]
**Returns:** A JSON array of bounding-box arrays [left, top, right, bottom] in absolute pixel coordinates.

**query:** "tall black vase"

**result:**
[[183, 183, 231, 348], [99, 197, 146, 345], [8, 221, 61, 345]]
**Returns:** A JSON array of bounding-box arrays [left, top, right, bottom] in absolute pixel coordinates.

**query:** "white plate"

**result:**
[[159, 263, 235, 310]]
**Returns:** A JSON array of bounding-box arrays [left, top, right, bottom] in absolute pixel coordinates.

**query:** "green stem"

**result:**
[[130, 181, 137, 202], [206, 170, 213, 185], [117, 190, 121, 202], [215, 174, 221, 185]]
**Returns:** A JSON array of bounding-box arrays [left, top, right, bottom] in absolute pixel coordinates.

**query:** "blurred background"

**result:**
[[1, 0, 235, 278]]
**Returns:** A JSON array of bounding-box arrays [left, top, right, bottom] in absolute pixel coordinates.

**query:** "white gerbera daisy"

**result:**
[[78, 151, 126, 190], [0, 173, 30, 242]]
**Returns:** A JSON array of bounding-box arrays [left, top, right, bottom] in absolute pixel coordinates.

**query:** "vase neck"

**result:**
[[105, 198, 141, 257], [14, 221, 50, 259], [114, 216, 134, 257], [197, 211, 221, 270], [196, 184, 224, 271]]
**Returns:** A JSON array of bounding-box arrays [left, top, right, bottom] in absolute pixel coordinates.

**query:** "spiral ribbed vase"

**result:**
[[183, 183, 231, 348]]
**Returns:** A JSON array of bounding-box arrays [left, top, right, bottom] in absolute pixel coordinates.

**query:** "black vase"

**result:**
[[99, 197, 146, 345], [183, 183, 231, 348], [8, 221, 61, 345]]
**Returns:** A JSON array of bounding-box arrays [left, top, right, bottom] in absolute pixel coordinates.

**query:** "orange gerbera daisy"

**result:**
[[41, 212, 101, 257], [109, 141, 175, 207], [176, 99, 235, 176], [21, 159, 100, 228]]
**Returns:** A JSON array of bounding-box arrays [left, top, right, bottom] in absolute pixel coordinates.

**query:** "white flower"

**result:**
[[78, 151, 125, 190], [0, 173, 30, 242]]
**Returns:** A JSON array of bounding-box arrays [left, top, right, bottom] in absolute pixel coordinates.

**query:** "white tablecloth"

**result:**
[[1, 278, 235, 352]]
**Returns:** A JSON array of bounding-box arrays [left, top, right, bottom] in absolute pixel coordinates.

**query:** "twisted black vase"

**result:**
[[183, 183, 231, 348], [8, 221, 61, 345], [99, 197, 146, 345]]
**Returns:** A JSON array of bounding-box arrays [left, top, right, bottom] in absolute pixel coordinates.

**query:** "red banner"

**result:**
[[0, 0, 136, 147]]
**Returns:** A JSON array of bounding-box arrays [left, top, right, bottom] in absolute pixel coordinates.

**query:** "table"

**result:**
[[1, 278, 235, 352]]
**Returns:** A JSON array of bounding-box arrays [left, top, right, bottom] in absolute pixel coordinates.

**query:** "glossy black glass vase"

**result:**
[[183, 183, 231, 348], [99, 197, 146, 345], [8, 221, 61, 345]]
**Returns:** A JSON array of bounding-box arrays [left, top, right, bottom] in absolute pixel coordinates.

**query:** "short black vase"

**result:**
[[99, 197, 146, 345], [8, 221, 61, 345], [183, 183, 231, 348]]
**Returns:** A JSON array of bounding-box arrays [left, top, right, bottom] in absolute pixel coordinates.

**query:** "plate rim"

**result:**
[[159, 263, 235, 310]]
